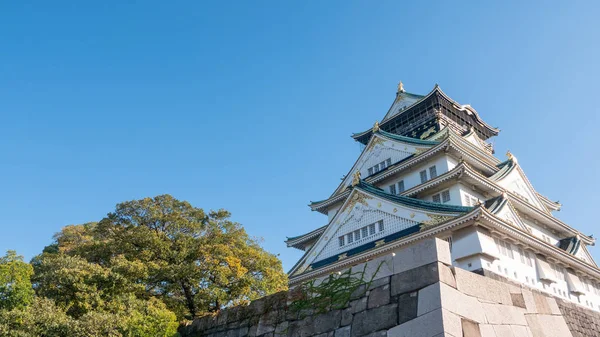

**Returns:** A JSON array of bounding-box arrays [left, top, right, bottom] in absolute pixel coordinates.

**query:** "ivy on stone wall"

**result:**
[[289, 262, 384, 316]]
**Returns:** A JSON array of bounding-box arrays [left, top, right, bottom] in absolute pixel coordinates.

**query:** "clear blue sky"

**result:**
[[1, 1, 599, 271]]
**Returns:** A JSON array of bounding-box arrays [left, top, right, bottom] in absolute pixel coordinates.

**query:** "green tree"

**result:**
[[0, 251, 34, 311], [53, 195, 288, 319]]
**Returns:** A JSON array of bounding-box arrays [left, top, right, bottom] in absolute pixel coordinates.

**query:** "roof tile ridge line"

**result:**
[[435, 86, 500, 133], [510, 160, 554, 216], [536, 192, 561, 209], [353, 85, 440, 138], [447, 129, 500, 165], [463, 127, 494, 153], [309, 190, 350, 211], [314, 140, 444, 210], [329, 131, 389, 197], [285, 224, 328, 244], [377, 129, 441, 145], [381, 87, 436, 123], [479, 209, 600, 277], [331, 130, 443, 198], [289, 206, 484, 284], [468, 164, 594, 244], [505, 191, 593, 245], [355, 182, 473, 214], [295, 186, 378, 275]]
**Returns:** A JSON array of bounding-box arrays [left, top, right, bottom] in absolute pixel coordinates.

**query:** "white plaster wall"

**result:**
[[496, 168, 544, 210], [378, 154, 454, 195]]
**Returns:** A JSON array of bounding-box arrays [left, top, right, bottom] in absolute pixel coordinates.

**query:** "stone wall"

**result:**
[[180, 238, 591, 337]]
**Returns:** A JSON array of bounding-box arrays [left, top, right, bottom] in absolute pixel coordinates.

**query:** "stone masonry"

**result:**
[[180, 238, 597, 337]]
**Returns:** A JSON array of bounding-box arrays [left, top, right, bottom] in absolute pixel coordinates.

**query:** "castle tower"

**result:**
[[286, 83, 600, 311]]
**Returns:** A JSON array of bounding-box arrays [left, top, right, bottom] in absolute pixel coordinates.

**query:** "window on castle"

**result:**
[[340, 221, 383, 247], [389, 184, 397, 195], [367, 158, 392, 176], [368, 168, 373, 176], [354, 230, 361, 241], [398, 180, 405, 193], [441, 190, 451, 203], [429, 166, 437, 179], [386, 158, 392, 167], [420, 170, 427, 183], [494, 238, 514, 259], [463, 193, 479, 207], [518, 248, 533, 267], [432, 190, 451, 204]]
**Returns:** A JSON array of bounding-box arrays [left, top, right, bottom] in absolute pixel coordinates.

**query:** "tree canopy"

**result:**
[[0, 194, 288, 336]]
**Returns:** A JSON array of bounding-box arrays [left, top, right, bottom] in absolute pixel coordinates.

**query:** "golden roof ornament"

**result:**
[[351, 170, 361, 187], [397, 81, 405, 93], [506, 150, 519, 164], [372, 121, 380, 133]]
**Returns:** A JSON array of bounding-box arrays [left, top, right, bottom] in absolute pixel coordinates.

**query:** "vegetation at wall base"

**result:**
[[0, 195, 287, 337]]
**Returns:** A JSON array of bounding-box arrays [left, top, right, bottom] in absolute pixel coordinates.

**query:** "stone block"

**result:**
[[510, 325, 533, 337], [351, 304, 397, 337], [392, 238, 451, 274], [525, 314, 574, 337], [520, 288, 537, 313], [391, 262, 440, 296], [478, 324, 496, 337], [417, 283, 442, 316], [511, 293, 526, 309], [428, 283, 486, 323], [363, 255, 393, 283], [367, 285, 390, 309], [350, 284, 367, 300], [453, 267, 512, 305], [312, 310, 342, 335], [442, 308, 463, 337], [439, 263, 456, 288], [397, 292, 418, 325], [461, 319, 481, 337], [360, 332, 386, 337], [532, 292, 552, 315], [492, 325, 515, 337], [350, 297, 367, 313], [367, 275, 389, 291], [481, 303, 527, 326], [334, 326, 351, 337], [256, 310, 279, 335], [387, 308, 444, 337], [340, 308, 352, 326], [545, 297, 561, 315], [274, 321, 288, 336]]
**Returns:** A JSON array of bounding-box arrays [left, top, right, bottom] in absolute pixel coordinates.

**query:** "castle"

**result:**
[[286, 82, 600, 311]]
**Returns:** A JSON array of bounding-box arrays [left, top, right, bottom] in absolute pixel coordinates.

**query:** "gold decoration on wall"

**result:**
[[344, 191, 370, 212], [372, 121, 380, 133], [377, 202, 382, 208], [410, 212, 415, 218], [337, 253, 347, 261], [393, 208, 398, 213], [420, 126, 436, 139], [366, 136, 386, 152], [351, 171, 361, 186], [421, 214, 455, 230], [375, 240, 385, 247]]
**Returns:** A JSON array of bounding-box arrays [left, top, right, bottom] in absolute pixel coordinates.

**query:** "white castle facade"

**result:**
[[286, 82, 600, 312]]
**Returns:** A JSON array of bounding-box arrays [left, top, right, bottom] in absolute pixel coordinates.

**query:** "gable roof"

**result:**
[[352, 85, 500, 144]]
